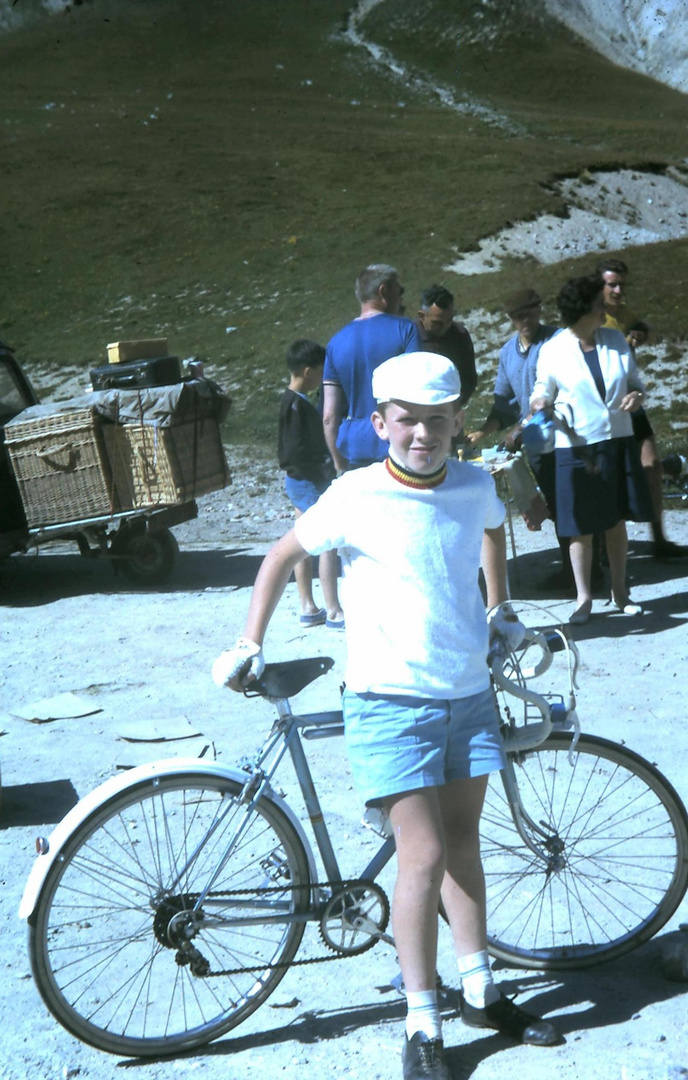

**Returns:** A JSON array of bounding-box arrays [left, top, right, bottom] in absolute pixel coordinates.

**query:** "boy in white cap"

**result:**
[[213, 352, 558, 1078]]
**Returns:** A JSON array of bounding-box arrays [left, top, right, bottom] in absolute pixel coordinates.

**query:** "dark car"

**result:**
[[0, 340, 39, 541]]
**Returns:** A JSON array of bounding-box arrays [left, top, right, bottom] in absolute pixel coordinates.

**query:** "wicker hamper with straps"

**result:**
[[4, 408, 119, 526], [102, 418, 230, 509]]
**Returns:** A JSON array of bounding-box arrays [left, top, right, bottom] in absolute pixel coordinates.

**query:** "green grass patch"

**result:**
[[1, 0, 687, 454]]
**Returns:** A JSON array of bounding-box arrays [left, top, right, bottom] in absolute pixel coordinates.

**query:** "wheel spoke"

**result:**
[[482, 734, 688, 967], [31, 774, 310, 1055]]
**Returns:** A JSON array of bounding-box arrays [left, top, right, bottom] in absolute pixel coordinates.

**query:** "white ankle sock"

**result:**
[[457, 950, 500, 1008], [405, 989, 442, 1040]]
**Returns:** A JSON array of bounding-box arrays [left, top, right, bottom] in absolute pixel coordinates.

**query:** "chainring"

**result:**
[[319, 880, 390, 956]]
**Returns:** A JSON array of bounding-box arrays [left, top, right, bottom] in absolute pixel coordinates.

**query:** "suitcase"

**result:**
[[90, 355, 181, 391]]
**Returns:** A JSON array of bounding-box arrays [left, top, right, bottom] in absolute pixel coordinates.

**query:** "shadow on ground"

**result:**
[[0, 548, 265, 607], [510, 539, 688, 640], [0, 779, 79, 829], [115, 930, 688, 1075]]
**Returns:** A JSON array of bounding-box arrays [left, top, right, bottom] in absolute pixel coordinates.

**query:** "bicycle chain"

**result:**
[[172, 880, 385, 978]]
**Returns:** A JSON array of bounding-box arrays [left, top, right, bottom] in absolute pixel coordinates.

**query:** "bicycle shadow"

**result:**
[[116, 931, 688, 1072], [116, 996, 408, 1067]]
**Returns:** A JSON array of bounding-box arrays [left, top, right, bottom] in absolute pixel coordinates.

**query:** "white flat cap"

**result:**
[[372, 351, 462, 406]]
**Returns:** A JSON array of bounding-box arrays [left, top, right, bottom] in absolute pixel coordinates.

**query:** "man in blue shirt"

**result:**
[[466, 289, 556, 450], [323, 264, 422, 471]]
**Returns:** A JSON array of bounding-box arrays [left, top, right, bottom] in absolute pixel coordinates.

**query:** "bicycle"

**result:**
[[20, 626, 688, 1058]]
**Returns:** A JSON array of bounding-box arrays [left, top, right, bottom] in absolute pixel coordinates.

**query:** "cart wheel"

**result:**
[[114, 527, 178, 586]]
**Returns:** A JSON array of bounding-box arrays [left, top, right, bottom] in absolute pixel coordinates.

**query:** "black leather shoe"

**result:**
[[402, 1032, 451, 1080], [459, 991, 559, 1046]]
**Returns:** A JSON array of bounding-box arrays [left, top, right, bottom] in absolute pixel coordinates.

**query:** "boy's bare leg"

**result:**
[[319, 548, 344, 622], [386, 787, 446, 993], [292, 507, 320, 615], [439, 776, 560, 1046], [386, 787, 454, 1076], [437, 776, 489, 957]]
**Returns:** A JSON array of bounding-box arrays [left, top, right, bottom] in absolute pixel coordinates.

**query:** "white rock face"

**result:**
[[444, 167, 688, 276], [0, 0, 66, 34], [543, 0, 688, 95]]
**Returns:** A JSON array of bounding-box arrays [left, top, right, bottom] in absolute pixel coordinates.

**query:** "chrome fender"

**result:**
[[19, 757, 316, 922]]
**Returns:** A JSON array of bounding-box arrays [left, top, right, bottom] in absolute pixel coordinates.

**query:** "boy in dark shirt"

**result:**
[[278, 339, 344, 628]]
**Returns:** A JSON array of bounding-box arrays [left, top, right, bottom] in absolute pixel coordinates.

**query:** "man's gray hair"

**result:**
[[355, 264, 398, 303]]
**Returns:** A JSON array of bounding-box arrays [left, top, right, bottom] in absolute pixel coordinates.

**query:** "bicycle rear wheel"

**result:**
[[29, 772, 311, 1056], [482, 732, 688, 969]]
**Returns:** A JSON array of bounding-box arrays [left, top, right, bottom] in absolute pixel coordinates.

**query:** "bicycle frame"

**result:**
[[22, 635, 688, 1061], [198, 679, 574, 933], [179, 697, 397, 931], [222, 634, 581, 915]]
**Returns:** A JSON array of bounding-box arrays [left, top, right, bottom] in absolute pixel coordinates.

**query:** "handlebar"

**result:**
[[489, 626, 579, 751]]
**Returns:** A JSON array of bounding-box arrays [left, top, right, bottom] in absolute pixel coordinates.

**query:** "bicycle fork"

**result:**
[[499, 755, 567, 874]]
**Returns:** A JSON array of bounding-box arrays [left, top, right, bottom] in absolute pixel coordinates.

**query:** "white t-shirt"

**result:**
[[294, 459, 505, 699]]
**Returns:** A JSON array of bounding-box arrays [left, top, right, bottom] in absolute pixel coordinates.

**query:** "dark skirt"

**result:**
[[555, 435, 653, 537]]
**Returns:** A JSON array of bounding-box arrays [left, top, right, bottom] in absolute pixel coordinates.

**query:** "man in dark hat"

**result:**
[[466, 289, 555, 450]]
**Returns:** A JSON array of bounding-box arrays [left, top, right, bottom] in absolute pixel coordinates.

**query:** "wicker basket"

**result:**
[[103, 419, 230, 509], [4, 409, 118, 527]]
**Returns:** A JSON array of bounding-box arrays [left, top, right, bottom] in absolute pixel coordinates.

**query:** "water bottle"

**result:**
[[521, 411, 555, 455]]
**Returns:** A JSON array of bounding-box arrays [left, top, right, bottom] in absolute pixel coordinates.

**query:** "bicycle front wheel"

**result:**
[[482, 732, 688, 969], [29, 772, 311, 1056]]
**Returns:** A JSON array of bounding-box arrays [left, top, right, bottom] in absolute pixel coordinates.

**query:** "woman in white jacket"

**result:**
[[530, 275, 652, 625]]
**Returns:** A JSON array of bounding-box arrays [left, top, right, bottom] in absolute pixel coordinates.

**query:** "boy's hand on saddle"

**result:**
[[487, 603, 527, 652], [212, 637, 265, 691]]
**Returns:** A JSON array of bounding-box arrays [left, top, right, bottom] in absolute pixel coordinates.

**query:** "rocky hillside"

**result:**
[[3, 0, 687, 97], [2, 0, 688, 453], [544, 0, 688, 95]]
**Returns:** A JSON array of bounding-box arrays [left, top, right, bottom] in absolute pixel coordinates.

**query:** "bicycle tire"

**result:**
[[29, 772, 311, 1056], [481, 732, 688, 969]]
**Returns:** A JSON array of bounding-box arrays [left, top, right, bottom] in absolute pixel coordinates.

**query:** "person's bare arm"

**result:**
[[244, 529, 310, 645], [481, 524, 508, 610], [213, 529, 311, 689], [322, 382, 349, 473], [465, 417, 501, 447]]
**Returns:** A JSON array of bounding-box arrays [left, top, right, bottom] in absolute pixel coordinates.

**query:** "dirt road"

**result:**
[[1, 481, 688, 1080]]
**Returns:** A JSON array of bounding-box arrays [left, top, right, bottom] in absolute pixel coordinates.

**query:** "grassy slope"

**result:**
[[1, 0, 687, 448]]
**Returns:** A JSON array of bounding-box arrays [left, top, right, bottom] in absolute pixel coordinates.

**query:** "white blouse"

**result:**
[[530, 326, 644, 448]]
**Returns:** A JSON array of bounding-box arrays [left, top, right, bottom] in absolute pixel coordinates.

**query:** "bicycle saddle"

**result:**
[[248, 657, 335, 699]]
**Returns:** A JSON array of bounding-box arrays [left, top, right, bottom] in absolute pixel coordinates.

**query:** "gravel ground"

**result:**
[[2, 456, 688, 1080]]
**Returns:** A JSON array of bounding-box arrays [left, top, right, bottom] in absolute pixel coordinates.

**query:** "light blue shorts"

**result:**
[[284, 475, 328, 513], [342, 687, 505, 806]]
